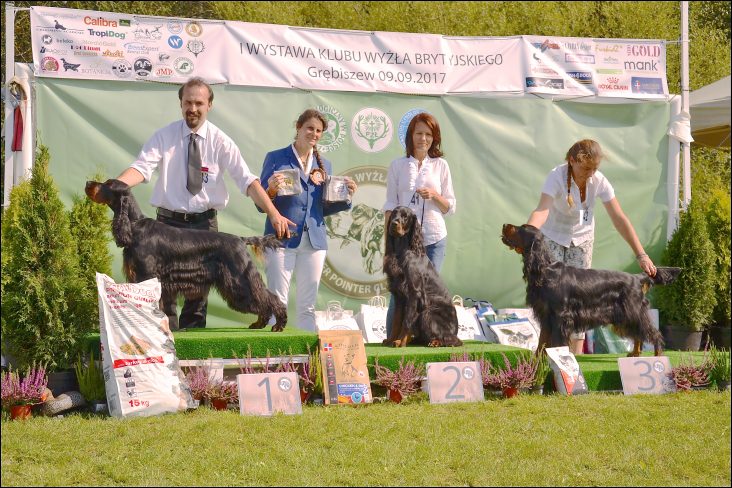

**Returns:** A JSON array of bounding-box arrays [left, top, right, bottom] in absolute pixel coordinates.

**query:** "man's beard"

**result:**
[[185, 112, 200, 128]]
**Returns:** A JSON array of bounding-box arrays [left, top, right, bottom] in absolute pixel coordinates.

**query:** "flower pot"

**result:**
[[388, 389, 403, 403], [300, 390, 311, 404], [89, 401, 108, 415], [662, 325, 703, 351], [529, 385, 544, 395], [46, 369, 79, 397], [211, 398, 228, 410], [10, 404, 32, 420], [502, 387, 520, 398], [708, 326, 731, 350]]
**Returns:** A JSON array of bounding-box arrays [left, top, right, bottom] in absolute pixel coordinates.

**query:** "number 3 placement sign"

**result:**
[[617, 356, 677, 395], [237, 372, 303, 416], [426, 361, 484, 404]]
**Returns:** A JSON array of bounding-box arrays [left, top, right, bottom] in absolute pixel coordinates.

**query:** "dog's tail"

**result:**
[[241, 234, 283, 259], [639, 266, 682, 293]]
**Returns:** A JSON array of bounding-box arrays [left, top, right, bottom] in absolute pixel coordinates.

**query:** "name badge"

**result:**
[[579, 207, 593, 225]]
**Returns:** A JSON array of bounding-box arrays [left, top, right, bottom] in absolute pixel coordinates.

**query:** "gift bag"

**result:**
[[452, 296, 489, 341], [322, 175, 350, 203], [487, 318, 539, 351], [464, 298, 497, 339], [314, 300, 359, 332], [355, 295, 388, 343], [546, 346, 589, 395], [592, 325, 634, 354], [96, 273, 194, 418], [497, 307, 541, 336], [273, 169, 302, 196]]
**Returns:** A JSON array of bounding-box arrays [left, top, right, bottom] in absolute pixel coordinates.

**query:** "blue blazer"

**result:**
[[259, 146, 352, 249]]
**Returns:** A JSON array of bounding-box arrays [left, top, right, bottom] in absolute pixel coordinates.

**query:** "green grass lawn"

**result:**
[[2, 390, 729, 486]]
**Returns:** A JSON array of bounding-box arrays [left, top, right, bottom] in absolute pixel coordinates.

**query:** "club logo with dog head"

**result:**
[[323, 166, 388, 298]]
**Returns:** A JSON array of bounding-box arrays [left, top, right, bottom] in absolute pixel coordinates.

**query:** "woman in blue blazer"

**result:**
[[260, 109, 357, 331]]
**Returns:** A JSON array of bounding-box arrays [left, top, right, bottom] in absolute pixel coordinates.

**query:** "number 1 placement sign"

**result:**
[[237, 372, 303, 416]]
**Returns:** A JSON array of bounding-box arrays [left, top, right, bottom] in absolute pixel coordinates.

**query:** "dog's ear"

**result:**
[[409, 214, 424, 251], [112, 194, 133, 247], [384, 211, 394, 256]]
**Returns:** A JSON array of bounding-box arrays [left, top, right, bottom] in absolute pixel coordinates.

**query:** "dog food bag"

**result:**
[[317, 330, 372, 405], [96, 273, 195, 418], [546, 346, 589, 395], [273, 169, 302, 196]]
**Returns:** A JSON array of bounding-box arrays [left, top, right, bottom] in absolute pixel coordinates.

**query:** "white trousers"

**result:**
[[265, 232, 326, 332]]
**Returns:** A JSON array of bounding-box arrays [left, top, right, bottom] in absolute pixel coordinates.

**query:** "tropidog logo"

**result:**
[[322, 166, 388, 299], [315, 105, 346, 153]]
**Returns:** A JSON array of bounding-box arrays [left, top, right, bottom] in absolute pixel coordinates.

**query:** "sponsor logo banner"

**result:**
[[30, 6, 668, 98]]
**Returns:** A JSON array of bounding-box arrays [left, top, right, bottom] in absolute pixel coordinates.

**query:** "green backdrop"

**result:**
[[35, 78, 670, 327]]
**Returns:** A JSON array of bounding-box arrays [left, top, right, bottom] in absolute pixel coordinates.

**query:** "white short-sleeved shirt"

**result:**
[[130, 119, 258, 213], [541, 163, 615, 247], [382, 155, 456, 246]]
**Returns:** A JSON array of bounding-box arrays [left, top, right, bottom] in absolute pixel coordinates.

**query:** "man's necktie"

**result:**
[[187, 133, 202, 195]]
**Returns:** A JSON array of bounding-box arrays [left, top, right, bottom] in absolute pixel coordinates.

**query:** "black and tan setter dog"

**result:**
[[382, 206, 462, 348], [501, 223, 681, 356], [85, 179, 287, 331]]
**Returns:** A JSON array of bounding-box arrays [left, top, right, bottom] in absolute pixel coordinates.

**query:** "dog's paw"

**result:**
[[248, 322, 266, 329], [428, 339, 442, 347], [271, 324, 285, 332]]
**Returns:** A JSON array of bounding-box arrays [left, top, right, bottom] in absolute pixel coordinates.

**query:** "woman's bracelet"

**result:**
[[636, 252, 648, 260]]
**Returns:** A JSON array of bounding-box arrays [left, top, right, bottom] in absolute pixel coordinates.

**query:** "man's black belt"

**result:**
[[156, 207, 217, 223]]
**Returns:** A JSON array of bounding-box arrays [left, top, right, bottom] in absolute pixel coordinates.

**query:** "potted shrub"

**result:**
[[654, 200, 717, 350], [2, 147, 109, 389], [669, 353, 711, 391], [703, 188, 731, 349], [1, 364, 49, 420], [373, 357, 425, 403], [207, 381, 238, 410], [494, 352, 537, 398], [73, 352, 107, 413], [708, 345, 731, 391]]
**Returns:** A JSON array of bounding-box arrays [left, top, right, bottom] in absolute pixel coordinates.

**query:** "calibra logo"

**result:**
[[351, 108, 393, 153], [322, 166, 388, 299], [316, 105, 346, 153]]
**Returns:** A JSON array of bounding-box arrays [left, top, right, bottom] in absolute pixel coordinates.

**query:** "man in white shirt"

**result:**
[[116, 77, 293, 330]]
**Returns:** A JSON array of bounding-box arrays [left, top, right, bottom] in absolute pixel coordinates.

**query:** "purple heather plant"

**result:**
[[207, 380, 239, 403], [1, 364, 48, 408], [670, 353, 711, 391], [494, 352, 537, 390], [185, 364, 214, 400], [373, 357, 425, 396]]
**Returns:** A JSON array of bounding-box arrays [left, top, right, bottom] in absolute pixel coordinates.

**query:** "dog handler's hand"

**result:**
[[637, 254, 656, 277], [270, 212, 295, 239]]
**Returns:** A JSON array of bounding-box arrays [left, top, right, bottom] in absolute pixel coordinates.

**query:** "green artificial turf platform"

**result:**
[[84, 327, 713, 392]]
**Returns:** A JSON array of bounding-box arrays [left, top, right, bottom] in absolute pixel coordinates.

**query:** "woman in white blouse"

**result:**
[[382, 112, 457, 337], [527, 139, 657, 354]]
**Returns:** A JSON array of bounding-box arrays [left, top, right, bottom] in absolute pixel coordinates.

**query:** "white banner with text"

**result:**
[[31, 6, 668, 98]]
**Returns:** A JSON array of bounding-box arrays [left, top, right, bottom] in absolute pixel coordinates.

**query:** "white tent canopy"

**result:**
[[689, 75, 731, 148]]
